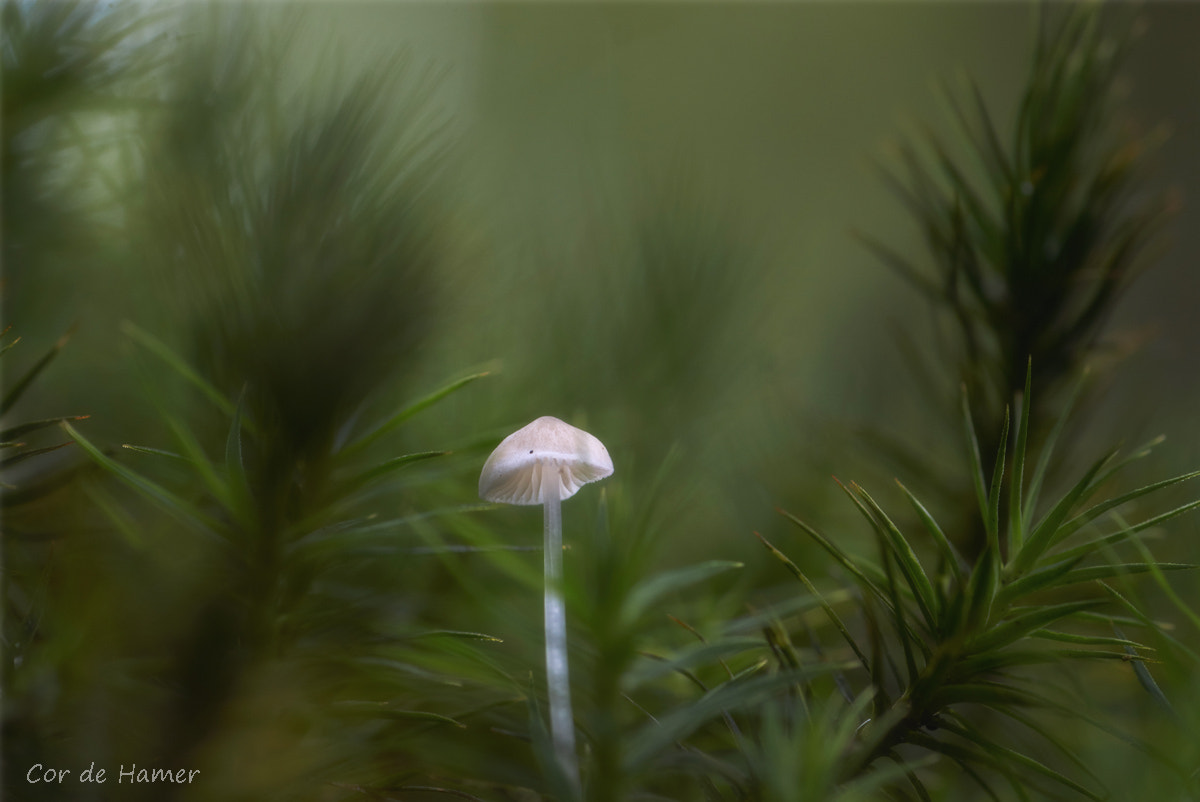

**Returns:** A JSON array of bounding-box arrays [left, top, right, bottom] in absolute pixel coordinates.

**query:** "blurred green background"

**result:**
[[5, 2, 1200, 800]]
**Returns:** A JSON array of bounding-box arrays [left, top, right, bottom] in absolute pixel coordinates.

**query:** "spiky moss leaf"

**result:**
[[896, 480, 965, 586], [0, 332, 20, 358], [921, 120, 1003, 253], [952, 647, 1149, 678], [625, 638, 767, 691], [224, 394, 254, 526], [0, 441, 72, 468], [985, 403, 1011, 553], [846, 481, 939, 634], [619, 560, 743, 628], [121, 443, 188, 461], [122, 320, 238, 420], [995, 554, 1087, 606], [285, 504, 497, 555], [945, 74, 1014, 190], [961, 540, 999, 636], [775, 508, 890, 606], [1, 415, 90, 442], [897, 752, 936, 801], [622, 668, 851, 776], [925, 681, 1041, 710], [389, 786, 490, 802], [1122, 533, 1200, 645], [1050, 468, 1200, 546], [1011, 447, 1118, 576], [1008, 361, 1033, 554], [337, 450, 449, 496], [754, 531, 870, 671], [957, 762, 1006, 802], [968, 600, 1103, 654], [0, 328, 72, 415], [1113, 625, 1178, 722], [1027, 563, 1196, 599], [855, 234, 940, 299], [721, 591, 852, 637], [938, 715, 1105, 801], [874, 523, 920, 684], [907, 730, 1032, 802], [340, 371, 490, 458], [1097, 583, 1200, 666], [1047, 498, 1200, 573], [1090, 432, 1167, 488], [991, 703, 1103, 788], [161, 412, 237, 517], [408, 630, 504, 643], [1030, 629, 1151, 650], [1022, 369, 1088, 535], [63, 421, 227, 544], [331, 701, 466, 729], [961, 388, 990, 532]]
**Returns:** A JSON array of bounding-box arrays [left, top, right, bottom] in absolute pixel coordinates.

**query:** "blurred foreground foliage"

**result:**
[[3, 3, 1199, 802]]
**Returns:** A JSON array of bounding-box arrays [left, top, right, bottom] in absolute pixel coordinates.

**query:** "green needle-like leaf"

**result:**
[[341, 371, 489, 457], [754, 532, 870, 670], [961, 386, 990, 529], [620, 560, 743, 627], [897, 480, 965, 586], [163, 414, 235, 515], [986, 406, 1010, 552], [850, 482, 939, 633], [408, 630, 504, 643], [1022, 368, 1088, 534], [622, 669, 846, 776], [1, 415, 90, 442], [63, 422, 226, 544], [1054, 469, 1200, 545], [939, 716, 1104, 800], [340, 450, 449, 494], [332, 701, 466, 729], [625, 638, 766, 689], [0, 441, 73, 468], [1008, 361, 1032, 553], [1031, 629, 1150, 650], [1, 328, 73, 415], [0, 333, 21, 359], [120, 443, 189, 462], [1012, 447, 1118, 576], [122, 321, 237, 419], [1114, 625, 1177, 721], [223, 394, 254, 524], [962, 543, 998, 635], [1038, 498, 1200, 579], [777, 507, 888, 601], [996, 554, 1088, 605], [969, 600, 1103, 653]]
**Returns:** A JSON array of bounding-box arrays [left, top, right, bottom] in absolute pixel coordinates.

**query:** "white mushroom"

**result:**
[[479, 416, 613, 790], [479, 416, 613, 506]]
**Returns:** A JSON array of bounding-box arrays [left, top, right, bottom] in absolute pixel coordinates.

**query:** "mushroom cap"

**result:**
[[479, 416, 614, 505]]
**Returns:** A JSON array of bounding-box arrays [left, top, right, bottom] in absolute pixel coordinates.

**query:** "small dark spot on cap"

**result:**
[[529, 449, 534, 454]]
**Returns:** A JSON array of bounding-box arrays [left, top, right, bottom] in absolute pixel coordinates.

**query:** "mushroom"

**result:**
[[480, 416, 614, 790]]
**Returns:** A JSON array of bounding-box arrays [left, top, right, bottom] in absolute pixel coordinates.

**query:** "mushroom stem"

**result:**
[[541, 462, 580, 790]]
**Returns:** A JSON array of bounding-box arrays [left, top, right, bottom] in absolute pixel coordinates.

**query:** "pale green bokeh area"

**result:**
[[287, 1, 1200, 552], [17, 1, 1200, 542], [7, 2, 1200, 800], [287, 3, 1041, 547]]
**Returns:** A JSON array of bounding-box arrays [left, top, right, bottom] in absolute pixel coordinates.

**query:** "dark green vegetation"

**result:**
[[4, 3, 1200, 801]]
